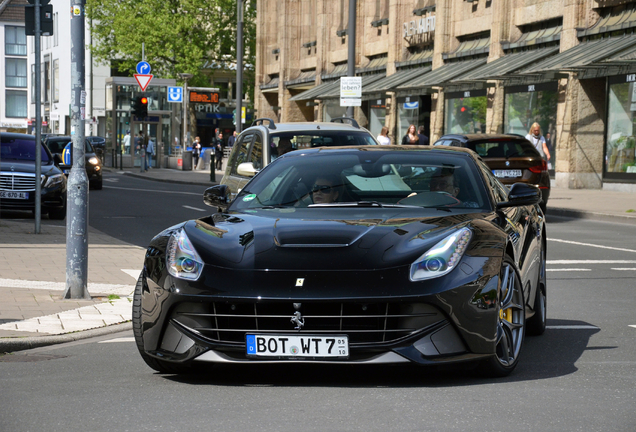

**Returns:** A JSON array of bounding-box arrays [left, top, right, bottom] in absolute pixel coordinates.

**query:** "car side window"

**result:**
[[479, 161, 507, 203], [250, 133, 263, 170], [230, 134, 254, 175]]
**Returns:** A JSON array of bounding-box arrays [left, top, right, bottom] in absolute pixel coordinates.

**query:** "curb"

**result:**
[[0, 322, 132, 354], [547, 207, 636, 226]]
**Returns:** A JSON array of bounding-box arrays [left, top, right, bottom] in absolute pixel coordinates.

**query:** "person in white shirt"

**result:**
[[525, 122, 551, 162], [377, 126, 391, 145]]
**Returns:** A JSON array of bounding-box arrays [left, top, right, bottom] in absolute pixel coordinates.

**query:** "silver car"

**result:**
[[221, 118, 378, 199]]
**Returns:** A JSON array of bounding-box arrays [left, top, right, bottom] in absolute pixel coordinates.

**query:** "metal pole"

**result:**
[[236, 0, 244, 134], [346, 0, 356, 118], [34, 0, 41, 234], [64, 0, 89, 299], [183, 79, 188, 148]]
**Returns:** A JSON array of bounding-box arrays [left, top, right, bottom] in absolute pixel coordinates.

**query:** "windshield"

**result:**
[[46, 138, 93, 154], [468, 140, 539, 158], [232, 149, 490, 211], [269, 130, 377, 162], [0, 136, 51, 163]]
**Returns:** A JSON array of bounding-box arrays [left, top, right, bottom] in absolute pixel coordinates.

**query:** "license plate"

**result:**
[[246, 334, 349, 359], [0, 191, 29, 199], [493, 169, 522, 178]]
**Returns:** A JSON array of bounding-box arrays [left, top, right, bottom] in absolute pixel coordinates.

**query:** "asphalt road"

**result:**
[[1, 175, 635, 432]]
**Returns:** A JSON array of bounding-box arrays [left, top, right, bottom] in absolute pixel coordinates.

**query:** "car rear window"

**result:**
[[0, 136, 50, 163], [46, 138, 93, 154], [468, 140, 539, 158], [269, 131, 377, 162]]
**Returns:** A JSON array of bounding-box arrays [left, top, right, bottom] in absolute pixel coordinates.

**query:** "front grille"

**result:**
[[0, 172, 37, 191], [172, 301, 444, 346]]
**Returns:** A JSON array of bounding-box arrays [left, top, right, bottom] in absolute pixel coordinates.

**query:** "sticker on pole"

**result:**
[[134, 74, 154, 91]]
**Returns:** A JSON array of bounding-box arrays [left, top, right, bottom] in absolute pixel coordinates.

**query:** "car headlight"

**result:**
[[410, 227, 472, 281], [88, 157, 100, 165], [43, 173, 64, 188], [166, 228, 204, 281]]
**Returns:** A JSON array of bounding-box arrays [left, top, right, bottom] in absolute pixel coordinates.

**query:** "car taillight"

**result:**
[[529, 160, 547, 173]]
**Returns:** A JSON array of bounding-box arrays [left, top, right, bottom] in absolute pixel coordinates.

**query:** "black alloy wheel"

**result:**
[[482, 256, 526, 377], [132, 272, 193, 374]]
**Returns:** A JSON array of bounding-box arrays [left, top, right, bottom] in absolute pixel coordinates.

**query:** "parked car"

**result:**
[[220, 117, 379, 200], [43, 136, 103, 190], [0, 132, 67, 220], [133, 145, 547, 377], [433, 134, 550, 213]]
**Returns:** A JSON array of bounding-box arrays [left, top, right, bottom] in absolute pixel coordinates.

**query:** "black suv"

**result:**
[[1, 132, 67, 219], [44, 136, 103, 190]]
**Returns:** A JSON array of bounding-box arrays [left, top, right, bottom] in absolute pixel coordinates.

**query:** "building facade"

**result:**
[[255, 0, 636, 191], [1, 0, 29, 132]]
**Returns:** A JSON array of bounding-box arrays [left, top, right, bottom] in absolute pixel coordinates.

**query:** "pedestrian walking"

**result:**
[[417, 126, 429, 145], [401, 124, 419, 145], [227, 131, 237, 148], [146, 137, 155, 169], [192, 136, 201, 170], [215, 132, 224, 170], [525, 123, 551, 164], [136, 131, 147, 172], [377, 126, 391, 145]]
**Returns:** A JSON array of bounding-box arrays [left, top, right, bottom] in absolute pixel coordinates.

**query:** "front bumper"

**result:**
[[139, 255, 502, 366]]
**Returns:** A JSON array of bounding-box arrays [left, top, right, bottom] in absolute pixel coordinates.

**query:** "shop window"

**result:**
[[606, 78, 636, 174], [444, 91, 487, 134]]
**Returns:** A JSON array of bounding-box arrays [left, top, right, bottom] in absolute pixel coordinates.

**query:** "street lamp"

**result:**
[[178, 73, 193, 149]]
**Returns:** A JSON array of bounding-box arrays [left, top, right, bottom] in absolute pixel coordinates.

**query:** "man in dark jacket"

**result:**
[[214, 132, 224, 170], [417, 126, 429, 145]]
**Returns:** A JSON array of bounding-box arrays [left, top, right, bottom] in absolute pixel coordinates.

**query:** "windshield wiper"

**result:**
[[308, 201, 421, 209]]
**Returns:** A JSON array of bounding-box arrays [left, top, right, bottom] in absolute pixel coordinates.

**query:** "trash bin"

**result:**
[[182, 150, 193, 170]]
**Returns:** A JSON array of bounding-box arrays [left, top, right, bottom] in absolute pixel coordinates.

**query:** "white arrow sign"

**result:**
[[134, 74, 153, 91]]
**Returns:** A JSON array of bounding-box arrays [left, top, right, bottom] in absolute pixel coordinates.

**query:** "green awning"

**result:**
[[362, 67, 431, 98], [396, 58, 487, 94], [451, 47, 560, 83], [317, 74, 386, 100], [520, 36, 636, 74], [288, 80, 340, 102]]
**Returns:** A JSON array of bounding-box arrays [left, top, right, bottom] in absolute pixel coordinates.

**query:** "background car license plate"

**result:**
[[246, 334, 349, 358], [494, 169, 522, 178], [0, 191, 29, 199]]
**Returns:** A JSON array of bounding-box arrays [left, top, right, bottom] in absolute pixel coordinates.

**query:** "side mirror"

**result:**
[[203, 185, 230, 212], [496, 183, 542, 209], [237, 162, 258, 177]]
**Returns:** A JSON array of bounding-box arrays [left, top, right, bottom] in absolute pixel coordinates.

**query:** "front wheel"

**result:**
[[481, 257, 526, 377], [132, 272, 193, 374]]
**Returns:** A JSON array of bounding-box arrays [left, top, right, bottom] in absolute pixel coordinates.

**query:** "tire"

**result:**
[[527, 246, 547, 336], [481, 256, 526, 377], [132, 272, 193, 374], [48, 206, 66, 220]]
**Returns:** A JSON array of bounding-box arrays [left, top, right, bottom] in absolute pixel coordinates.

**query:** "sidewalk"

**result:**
[[1, 167, 635, 354]]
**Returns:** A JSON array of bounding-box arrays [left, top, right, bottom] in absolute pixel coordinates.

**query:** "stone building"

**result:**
[[255, 0, 636, 191]]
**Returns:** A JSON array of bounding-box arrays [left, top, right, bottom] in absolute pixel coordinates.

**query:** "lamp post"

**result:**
[[236, 0, 245, 134], [178, 73, 193, 149]]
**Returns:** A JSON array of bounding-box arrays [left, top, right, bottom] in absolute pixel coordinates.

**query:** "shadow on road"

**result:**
[[161, 318, 600, 388]]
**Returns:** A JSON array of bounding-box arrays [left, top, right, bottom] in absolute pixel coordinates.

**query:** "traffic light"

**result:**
[[131, 95, 148, 119]]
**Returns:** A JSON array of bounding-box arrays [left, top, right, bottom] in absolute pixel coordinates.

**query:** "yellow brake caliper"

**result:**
[[500, 308, 512, 323]]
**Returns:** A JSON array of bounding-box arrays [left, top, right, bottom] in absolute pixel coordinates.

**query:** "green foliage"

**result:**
[[86, 0, 256, 101]]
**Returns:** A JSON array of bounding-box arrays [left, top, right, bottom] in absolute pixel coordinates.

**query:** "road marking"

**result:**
[[611, 268, 636, 271], [548, 238, 636, 254], [546, 325, 599, 330], [104, 178, 119, 183], [629, 325, 636, 329], [183, 205, 206, 212], [547, 260, 636, 264], [546, 268, 591, 272], [98, 337, 136, 343], [103, 185, 202, 196]]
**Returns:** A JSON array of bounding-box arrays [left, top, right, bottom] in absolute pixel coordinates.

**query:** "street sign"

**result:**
[[134, 74, 153, 91], [340, 77, 362, 107], [136, 61, 151, 75], [167, 86, 183, 103]]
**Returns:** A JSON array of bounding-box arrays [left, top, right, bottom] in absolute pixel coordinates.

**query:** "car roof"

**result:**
[[244, 122, 367, 134], [284, 144, 479, 157], [0, 132, 36, 141], [437, 133, 528, 142]]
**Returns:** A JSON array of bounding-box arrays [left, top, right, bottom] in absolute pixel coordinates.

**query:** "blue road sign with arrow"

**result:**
[[136, 61, 151, 75]]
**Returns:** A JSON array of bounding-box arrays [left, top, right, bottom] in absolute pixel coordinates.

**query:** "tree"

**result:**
[[86, 0, 256, 100]]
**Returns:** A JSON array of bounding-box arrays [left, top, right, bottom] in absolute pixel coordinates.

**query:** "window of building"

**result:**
[[52, 59, 59, 102], [5, 26, 27, 56], [6, 90, 28, 117], [54, 13, 58, 46], [605, 75, 636, 176], [5, 58, 27, 88], [444, 90, 487, 134], [31, 65, 36, 103]]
